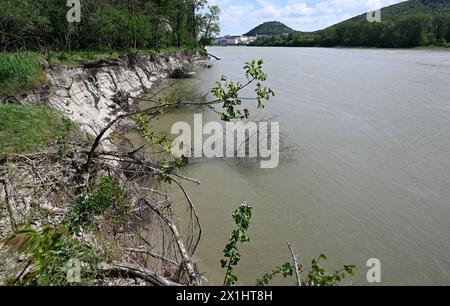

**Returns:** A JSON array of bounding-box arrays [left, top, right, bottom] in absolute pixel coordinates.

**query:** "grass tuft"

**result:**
[[0, 104, 78, 155]]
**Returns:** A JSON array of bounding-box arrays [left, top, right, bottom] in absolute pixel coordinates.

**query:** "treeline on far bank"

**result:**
[[0, 0, 219, 52], [251, 13, 450, 48]]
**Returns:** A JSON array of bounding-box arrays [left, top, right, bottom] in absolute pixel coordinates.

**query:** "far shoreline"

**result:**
[[208, 45, 450, 51]]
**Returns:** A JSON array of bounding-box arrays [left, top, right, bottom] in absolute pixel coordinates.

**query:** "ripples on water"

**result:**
[[129, 47, 450, 285]]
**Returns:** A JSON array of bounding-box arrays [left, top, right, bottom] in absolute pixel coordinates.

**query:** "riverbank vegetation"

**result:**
[[0, 0, 220, 97], [0, 0, 220, 52], [0, 0, 222, 285], [1, 59, 282, 286]]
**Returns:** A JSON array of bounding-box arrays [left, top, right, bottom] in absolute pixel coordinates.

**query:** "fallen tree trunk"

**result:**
[[83, 58, 122, 69], [101, 262, 182, 286]]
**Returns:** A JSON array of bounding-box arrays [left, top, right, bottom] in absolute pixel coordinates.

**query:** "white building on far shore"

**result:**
[[213, 35, 258, 46]]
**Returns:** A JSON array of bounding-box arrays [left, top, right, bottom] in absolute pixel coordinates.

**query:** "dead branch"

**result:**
[[286, 241, 301, 286], [171, 178, 202, 254], [126, 247, 180, 267], [1, 178, 17, 231], [83, 58, 122, 69], [207, 52, 221, 60], [139, 197, 201, 286], [100, 262, 182, 286]]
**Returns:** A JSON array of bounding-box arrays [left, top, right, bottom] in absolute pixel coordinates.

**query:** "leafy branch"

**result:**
[[211, 59, 275, 121], [221, 204, 252, 286], [221, 204, 355, 286], [82, 59, 274, 173], [2, 224, 102, 285], [256, 253, 355, 286], [255, 263, 294, 286]]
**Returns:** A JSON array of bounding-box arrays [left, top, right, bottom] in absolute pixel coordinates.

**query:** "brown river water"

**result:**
[[126, 46, 450, 285]]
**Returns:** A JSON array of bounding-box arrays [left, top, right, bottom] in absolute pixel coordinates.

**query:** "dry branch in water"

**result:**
[[286, 241, 301, 286], [100, 262, 182, 286]]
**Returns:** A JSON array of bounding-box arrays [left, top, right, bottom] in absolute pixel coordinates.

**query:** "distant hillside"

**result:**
[[343, 0, 450, 24], [250, 0, 450, 48], [244, 21, 295, 36]]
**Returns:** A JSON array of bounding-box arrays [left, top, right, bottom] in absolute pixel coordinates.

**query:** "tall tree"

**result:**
[[198, 5, 220, 48]]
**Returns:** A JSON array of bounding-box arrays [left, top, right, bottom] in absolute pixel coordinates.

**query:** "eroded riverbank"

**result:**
[[0, 50, 210, 285]]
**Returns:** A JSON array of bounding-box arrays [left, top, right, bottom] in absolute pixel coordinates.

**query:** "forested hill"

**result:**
[[250, 0, 450, 48], [244, 21, 296, 36], [349, 0, 450, 22]]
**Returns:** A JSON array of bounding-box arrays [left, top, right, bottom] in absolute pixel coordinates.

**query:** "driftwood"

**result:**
[[1, 150, 202, 286], [207, 52, 221, 60], [83, 58, 122, 69], [73, 71, 266, 286], [0, 178, 17, 231], [82, 75, 260, 172]]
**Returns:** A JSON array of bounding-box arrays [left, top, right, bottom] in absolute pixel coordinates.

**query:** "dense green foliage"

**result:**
[[0, 53, 47, 96], [244, 21, 295, 36], [251, 0, 450, 48], [0, 104, 79, 155], [0, 1, 220, 96], [65, 176, 128, 233], [0, 0, 219, 52]]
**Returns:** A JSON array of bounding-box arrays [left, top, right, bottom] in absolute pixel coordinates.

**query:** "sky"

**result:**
[[209, 0, 407, 35]]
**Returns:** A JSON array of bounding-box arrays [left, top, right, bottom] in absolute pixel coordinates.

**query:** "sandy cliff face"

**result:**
[[0, 51, 209, 285], [15, 51, 208, 136]]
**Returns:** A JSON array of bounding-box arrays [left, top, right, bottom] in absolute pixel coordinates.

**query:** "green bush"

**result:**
[[65, 176, 127, 233]]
